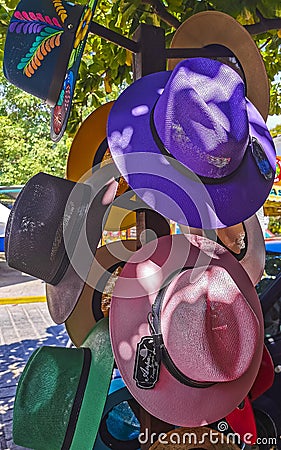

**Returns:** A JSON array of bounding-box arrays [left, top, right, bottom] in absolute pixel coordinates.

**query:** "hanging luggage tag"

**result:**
[[133, 336, 160, 389]]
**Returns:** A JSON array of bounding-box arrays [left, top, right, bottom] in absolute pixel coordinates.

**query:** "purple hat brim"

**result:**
[[107, 71, 276, 229]]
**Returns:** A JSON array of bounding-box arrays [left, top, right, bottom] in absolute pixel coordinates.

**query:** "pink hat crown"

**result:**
[[134, 265, 260, 390]]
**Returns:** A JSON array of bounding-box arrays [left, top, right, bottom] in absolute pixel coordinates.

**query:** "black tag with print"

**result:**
[[133, 336, 160, 389]]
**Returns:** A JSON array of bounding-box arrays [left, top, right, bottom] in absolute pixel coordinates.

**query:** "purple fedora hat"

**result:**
[[107, 58, 276, 229], [3, 0, 97, 142]]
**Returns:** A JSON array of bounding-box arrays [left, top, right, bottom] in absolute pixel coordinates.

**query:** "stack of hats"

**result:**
[[3, 0, 278, 448]]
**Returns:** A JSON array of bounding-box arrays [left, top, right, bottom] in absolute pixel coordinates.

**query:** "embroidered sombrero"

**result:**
[[168, 11, 270, 120], [13, 318, 114, 450], [4, 0, 97, 142], [107, 58, 276, 229]]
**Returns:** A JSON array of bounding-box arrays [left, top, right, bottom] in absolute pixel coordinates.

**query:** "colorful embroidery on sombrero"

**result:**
[[52, 0, 67, 22], [52, 0, 96, 135], [52, 71, 73, 135], [8, 2, 67, 78], [67, 1, 93, 68]]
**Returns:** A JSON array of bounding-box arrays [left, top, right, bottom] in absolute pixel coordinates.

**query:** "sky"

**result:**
[[267, 114, 281, 130]]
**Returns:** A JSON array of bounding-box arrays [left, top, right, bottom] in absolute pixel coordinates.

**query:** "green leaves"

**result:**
[[4, 0, 19, 10], [0, 71, 69, 185], [257, 0, 281, 19], [0, 0, 280, 149]]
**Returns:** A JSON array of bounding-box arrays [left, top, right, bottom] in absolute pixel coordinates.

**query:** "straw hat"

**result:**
[[13, 318, 114, 450], [66, 101, 136, 231], [108, 58, 275, 229], [5, 168, 118, 324], [168, 11, 269, 120]]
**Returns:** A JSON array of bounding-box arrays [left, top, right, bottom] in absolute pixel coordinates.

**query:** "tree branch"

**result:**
[[141, 0, 180, 29], [245, 15, 281, 35], [141, 1, 281, 35], [259, 36, 272, 50]]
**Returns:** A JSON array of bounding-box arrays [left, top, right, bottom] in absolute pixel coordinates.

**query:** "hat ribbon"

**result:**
[[150, 106, 273, 183], [61, 348, 92, 450]]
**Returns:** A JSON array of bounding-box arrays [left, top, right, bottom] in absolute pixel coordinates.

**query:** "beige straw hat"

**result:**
[[168, 11, 269, 120]]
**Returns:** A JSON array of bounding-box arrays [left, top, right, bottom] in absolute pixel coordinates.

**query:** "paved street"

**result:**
[[0, 255, 69, 449], [0, 302, 68, 450]]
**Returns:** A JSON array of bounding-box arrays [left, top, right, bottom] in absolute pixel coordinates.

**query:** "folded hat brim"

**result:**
[[107, 70, 276, 229], [65, 239, 137, 346], [50, 0, 98, 142], [46, 163, 118, 324], [167, 11, 269, 121], [180, 214, 265, 286], [110, 235, 264, 427]]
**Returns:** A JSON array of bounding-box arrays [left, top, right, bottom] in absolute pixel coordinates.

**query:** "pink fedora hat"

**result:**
[[110, 234, 264, 427], [180, 214, 265, 286]]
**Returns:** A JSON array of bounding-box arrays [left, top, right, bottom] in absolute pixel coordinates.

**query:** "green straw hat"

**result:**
[[13, 318, 113, 450]]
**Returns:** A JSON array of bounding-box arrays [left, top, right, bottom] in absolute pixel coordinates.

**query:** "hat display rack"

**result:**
[[88, 21, 251, 447], [3, 2, 277, 449]]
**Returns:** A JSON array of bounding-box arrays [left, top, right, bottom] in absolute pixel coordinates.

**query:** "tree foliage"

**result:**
[[0, 71, 69, 185], [73, 0, 281, 127], [270, 123, 281, 138], [0, 0, 280, 180]]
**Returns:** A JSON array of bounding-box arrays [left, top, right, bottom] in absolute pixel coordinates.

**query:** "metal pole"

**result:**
[[132, 23, 174, 450]]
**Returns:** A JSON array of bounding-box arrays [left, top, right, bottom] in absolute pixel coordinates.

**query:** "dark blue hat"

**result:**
[[4, 0, 97, 141]]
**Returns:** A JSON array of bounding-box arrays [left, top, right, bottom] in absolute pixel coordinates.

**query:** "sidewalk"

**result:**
[[0, 256, 45, 301], [0, 258, 68, 450]]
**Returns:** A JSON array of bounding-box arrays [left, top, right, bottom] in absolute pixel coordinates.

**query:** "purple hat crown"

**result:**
[[153, 58, 250, 179]]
